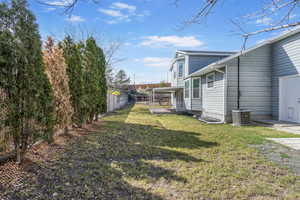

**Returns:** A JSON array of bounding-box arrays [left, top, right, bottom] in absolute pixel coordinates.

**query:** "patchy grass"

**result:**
[[280, 153, 290, 159], [2, 104, 300, 199]]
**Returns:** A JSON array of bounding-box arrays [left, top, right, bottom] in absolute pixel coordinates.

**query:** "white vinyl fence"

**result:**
[[107, 91, 128, 112]]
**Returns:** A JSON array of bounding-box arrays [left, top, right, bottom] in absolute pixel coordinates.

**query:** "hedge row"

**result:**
[[0, 0, 107, 164]]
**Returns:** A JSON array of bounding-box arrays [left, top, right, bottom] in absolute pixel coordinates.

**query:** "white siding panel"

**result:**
[[202, 70, 225, 121], [191, 99, 202, 111], [271, 32, 300, 119]]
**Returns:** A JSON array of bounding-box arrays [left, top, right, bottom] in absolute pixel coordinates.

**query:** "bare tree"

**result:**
[[36, 0, 95, 14], [39, 0, 300, 43], [178, 0, 300, 44]]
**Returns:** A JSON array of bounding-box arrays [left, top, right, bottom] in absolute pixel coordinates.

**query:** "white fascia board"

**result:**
[[169, 56, 185, 71], [186, 63, 226, 79]]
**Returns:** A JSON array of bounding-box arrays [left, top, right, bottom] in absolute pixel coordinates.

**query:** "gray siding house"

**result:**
[[163, 50, 235, 112], [186, 27, 300, 123], [155, 27, 300, 124]]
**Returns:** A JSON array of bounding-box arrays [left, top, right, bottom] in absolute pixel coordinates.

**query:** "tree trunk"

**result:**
[[16, 145, 21, 164], [64, 126, 69, 135]]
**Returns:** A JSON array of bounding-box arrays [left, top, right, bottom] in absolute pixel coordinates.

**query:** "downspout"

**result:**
[[191, 79, 193, 112], [237, 56, 241, 110]]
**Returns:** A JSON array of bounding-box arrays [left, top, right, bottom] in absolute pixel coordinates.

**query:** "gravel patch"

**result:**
[[251, 141, 300, 175]]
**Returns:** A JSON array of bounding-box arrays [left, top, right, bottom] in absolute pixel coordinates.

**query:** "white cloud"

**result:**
[[255, 17, 272, 25], [136, 10, 151, 17], [124, 42, 131, 46], [98, 2, 149, 24], [290, 14, 297, 19], [98, 8, 126, 18], [140, 35, 204, 48], [142, 57, 171, 67], [106, 20, 118, 24], [66, 15, 85, 22], [45, 7, 56, 12], [111, 2, 136, 13], [98, 8, 130, 23], [46, 0, 72, 6]]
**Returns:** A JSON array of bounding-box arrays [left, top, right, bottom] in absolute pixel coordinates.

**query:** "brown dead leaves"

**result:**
[[43, 37, 74, 131]]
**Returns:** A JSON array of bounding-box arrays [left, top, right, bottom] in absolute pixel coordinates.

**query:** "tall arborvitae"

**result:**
[[83, 37, 98, 122], [83, 37, 107, 122], [0, 0, 54, 164], [97, 43, 107, 116], [61, 36, 87, 126]]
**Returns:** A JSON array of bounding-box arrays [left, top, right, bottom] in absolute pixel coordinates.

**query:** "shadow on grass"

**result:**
[[2, 105, 218, 200]]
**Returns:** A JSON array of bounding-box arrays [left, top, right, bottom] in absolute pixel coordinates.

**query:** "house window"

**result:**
[[173, 71, 176, 79], [193, 78, 201, 98], [178, 62, 184, 78], [207, 73, 215, 88], [184, 80, 190, 98]]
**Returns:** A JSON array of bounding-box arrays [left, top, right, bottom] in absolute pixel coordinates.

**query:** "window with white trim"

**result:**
[[207, 73, 215, 88], [184, 80, 190, 98], [192, 78, 201, 98], [173, 71, 176, 79], [178, 62, 184, 78]]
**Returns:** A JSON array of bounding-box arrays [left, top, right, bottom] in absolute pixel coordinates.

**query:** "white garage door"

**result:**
[[280, 75, 300, 123]]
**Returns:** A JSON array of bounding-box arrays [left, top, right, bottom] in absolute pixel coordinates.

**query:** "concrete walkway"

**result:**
[[149, 108, 175, 114], [255, 119, 300, 135], [268, 138, 300, 150]]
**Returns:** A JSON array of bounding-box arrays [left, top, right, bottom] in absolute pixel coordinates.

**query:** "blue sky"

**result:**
[[28, 0, 299, 83]]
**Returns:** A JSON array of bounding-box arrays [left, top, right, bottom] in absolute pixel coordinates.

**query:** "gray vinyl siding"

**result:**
[[226, 45, 272, 122], [202, 70, 225, 120], [189, 55, 227, 74], [271, 32, 300, 119], [191, 99, 202, 111]]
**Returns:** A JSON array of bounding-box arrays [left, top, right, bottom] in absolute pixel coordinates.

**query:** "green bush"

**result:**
[[0, 0, 55, 163]]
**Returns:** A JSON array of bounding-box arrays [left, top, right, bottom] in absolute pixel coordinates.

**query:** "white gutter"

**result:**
[[176, 50, 236, 56], [215, 68, 225, 74], [169, 56, 185, 71], [186, 63, 226, 78]]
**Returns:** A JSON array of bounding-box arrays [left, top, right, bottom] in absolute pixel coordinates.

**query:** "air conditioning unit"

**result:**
[[232, 110, 251, 126]]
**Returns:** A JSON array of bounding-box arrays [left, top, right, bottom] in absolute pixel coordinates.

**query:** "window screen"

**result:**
[[207, 73, 215, 88], [178, 62, 184, 78]]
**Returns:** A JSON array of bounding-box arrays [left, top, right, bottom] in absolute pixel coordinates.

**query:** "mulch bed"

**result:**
[[0, 122, 101, 191]]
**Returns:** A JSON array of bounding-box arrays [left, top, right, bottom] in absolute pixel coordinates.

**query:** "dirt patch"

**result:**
[[251, 141, 300, 175]]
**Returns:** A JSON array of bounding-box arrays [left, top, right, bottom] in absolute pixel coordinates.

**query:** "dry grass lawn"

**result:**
[[2, 104, 300, 199]]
